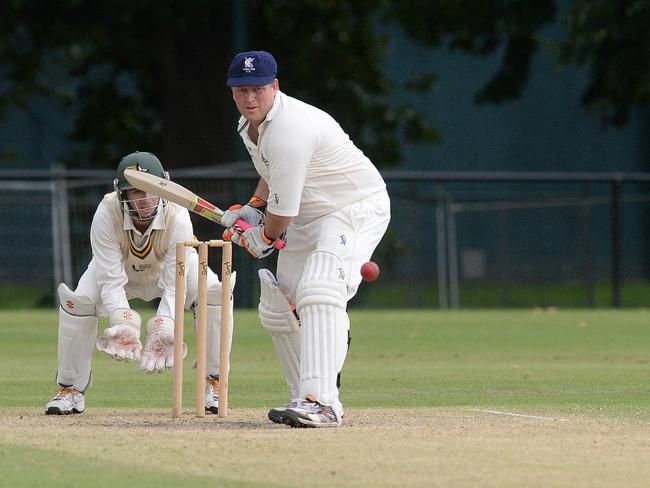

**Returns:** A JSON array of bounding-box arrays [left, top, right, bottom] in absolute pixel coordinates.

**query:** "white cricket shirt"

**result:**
[[237, 91, 386, 225], [90, 195, 193, 316]]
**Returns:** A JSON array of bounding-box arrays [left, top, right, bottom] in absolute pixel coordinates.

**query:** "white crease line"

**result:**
[[469, 409, 568, 422]]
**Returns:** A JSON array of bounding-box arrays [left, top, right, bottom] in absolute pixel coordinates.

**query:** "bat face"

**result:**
[[123, 168, 285, 249], [124, 168, 224, 224]]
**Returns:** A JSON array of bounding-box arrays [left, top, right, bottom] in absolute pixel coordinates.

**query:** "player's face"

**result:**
[[231, 79, 279, 127], [124, 189, 160, 221]]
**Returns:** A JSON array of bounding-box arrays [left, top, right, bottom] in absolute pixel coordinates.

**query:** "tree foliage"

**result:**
[[1, 1, 649, 168], [0, 1, 235, 167], [559, 0, 650, 126], [384, 0, 650, 127], [248, 0, 439, 166], [0, 0, 437, 168], [384, 0, 556, 104]]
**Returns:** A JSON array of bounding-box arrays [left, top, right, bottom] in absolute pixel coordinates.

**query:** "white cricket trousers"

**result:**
[[275, 190, 390, 412]]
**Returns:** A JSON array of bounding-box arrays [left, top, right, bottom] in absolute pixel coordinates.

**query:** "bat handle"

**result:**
[[234, 219, 286, 250]]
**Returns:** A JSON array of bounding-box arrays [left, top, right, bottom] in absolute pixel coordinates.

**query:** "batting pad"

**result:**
[[296, 251, 349, 409], [258, 269, 301, 399], [56, 307, 98, 392], [191, 274, 235, 377]]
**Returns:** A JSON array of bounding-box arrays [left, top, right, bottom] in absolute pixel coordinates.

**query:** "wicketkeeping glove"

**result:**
[[96, 308, 142, 361], [140, 316, 187, 373]]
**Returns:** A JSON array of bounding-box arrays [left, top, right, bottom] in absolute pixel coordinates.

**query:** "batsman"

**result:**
[[45, 151, 234, 415], [222, 51, 390, 427]]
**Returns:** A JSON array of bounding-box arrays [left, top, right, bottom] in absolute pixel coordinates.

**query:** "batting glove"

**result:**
[[239, 225, 281, 259], [221, 196, 266, 229]]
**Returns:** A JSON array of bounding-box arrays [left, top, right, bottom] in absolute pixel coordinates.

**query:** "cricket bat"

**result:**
[[124, 167, 285, 249]]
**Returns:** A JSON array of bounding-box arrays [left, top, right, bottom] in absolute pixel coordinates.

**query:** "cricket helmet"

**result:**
[[114, 151, 169, 192], [114, 151, 169, 222]]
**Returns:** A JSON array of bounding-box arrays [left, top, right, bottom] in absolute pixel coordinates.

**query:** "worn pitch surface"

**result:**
[[2, 407, 649, 487]]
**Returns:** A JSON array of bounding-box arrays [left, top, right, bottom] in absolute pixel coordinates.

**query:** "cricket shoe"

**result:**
[[45, 386, 85, 415], [205, 376, 219, 414], [267, 401, 301, 424], [282, 395, 342, 428]]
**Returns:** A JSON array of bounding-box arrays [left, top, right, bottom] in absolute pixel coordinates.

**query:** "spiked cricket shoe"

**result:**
[[282, 395, 342, 428], [205, 376, 219, 414], [45, 386, 85, 415], [268, 401, 301, 424]]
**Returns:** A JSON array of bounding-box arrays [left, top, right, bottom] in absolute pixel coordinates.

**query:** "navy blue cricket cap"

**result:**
[[227, 50, 277, 87]]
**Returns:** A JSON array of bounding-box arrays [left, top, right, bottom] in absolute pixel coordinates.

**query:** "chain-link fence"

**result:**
[[1, 168, 649, 309]]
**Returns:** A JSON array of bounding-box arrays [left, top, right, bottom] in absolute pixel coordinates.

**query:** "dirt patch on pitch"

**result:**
[[2, 407, 650, 487]]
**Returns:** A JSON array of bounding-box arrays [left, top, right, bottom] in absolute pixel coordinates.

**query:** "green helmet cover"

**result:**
[[115, 151, 166, 191]]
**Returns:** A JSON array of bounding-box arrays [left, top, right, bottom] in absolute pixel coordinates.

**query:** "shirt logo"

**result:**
[[340, 235, 347, 245], [273, 193, 279, 205], [261, 154, 269, 168], [132, 263, 152, 272], [243, 57, 255, 73]]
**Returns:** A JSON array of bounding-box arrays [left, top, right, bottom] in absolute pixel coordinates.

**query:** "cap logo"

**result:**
[[227, 51, 276, 87], [243, 57, 255, 73]]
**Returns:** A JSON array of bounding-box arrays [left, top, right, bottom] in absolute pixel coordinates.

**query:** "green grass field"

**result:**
[[1, 308, 649, 487], [5, 280, 650, 309]]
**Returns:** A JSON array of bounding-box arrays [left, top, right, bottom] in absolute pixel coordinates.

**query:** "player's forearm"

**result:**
[[251, 178, 290, 240], [157, 211, 193, 317], [91, 211, 129, 311], [253, 178, 270, 202], [157, 257, 180, 318], [264, 212, 292, 240]]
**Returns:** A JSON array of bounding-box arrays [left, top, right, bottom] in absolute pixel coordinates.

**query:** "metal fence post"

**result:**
[[50, 165, 73, 304], [447, 202, 460, 310], [611, 179, 623, 308], [50, 178, 62, 304], [435, 184, 448, 309], [59, 176, 72, 286]]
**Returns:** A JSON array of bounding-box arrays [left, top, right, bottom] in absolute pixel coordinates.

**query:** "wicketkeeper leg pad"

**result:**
[[258, 268, 301, 399], [58, 283, 96, 317], [201, 274, 235, 378], [56, 284, 98, 392], [205, 271, 236, 307], [295, 252, 349, 413], [204, 304, 233, 377]]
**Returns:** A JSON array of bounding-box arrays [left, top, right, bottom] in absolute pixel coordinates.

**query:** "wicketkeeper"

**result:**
[[221, 51, 390, 428], [45, 152, 234, 415]]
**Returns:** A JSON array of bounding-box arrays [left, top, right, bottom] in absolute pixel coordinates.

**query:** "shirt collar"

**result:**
[[264, 90, 282, 122]]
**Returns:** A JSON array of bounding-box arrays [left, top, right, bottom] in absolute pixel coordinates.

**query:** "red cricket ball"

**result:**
[[361, 261, 380, 282]]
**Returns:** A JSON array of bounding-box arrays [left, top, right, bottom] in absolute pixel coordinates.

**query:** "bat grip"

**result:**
[[234, 219, 286, 250]]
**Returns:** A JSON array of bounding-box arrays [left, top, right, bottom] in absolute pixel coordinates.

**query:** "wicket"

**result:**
[[173, 239, 233, 418]]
